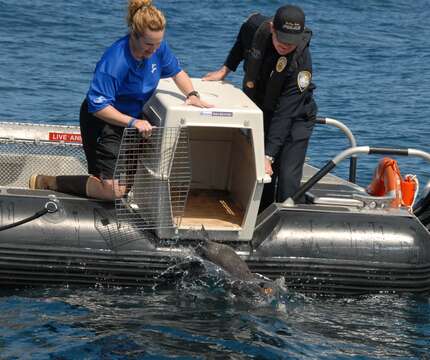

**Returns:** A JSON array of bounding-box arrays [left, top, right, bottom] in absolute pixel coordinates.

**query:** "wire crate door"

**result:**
[[114, 127, 191, 231]]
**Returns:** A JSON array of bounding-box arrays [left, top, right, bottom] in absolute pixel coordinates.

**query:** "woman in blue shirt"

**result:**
[[30, 0, 211, 200]]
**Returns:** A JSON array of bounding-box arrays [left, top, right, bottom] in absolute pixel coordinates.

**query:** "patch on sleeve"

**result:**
[[93, 96, 107, 104], [297, 71, 312, 92]]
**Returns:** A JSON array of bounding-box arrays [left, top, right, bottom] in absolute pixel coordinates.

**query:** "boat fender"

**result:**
[[367, 157, 417, 208]]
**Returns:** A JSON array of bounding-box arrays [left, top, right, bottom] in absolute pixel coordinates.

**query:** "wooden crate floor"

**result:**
[[178, 189, 244, 230]]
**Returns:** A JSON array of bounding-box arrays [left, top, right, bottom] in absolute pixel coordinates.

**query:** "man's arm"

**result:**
[[203, 14, 260, 81], [202, 28, 243, 81]]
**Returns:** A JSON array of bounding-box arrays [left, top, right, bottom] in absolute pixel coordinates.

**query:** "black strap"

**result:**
[[57, 175, 89, 197], [243, 20, 272, 101]]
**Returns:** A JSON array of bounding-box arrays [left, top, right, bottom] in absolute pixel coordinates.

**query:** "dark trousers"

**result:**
[[79, 100, 102, 176], [259, 136, 310, 212], [79, 100, 123, 179]]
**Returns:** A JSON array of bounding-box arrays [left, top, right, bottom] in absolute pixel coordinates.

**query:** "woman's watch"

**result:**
[[186, 90, 200, 99], [265, 155, 274, 164]]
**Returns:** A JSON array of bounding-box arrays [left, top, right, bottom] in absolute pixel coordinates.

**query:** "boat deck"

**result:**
[[301, 164, 367, 207]]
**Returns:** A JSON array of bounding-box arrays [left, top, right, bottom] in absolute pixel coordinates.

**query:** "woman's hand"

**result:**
[[202, 66, 230, 81], [185, 95, 213, 108], [134, 119, 153, 138]]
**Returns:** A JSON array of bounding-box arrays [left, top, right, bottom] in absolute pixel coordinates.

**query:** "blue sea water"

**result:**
[[1, 0, 430, 358]]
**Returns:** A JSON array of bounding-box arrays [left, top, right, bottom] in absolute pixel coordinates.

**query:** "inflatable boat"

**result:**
[[1, 79, 430, 296]]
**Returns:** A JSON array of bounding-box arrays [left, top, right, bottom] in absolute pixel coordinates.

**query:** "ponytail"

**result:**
[[127, 0, 166, 34]]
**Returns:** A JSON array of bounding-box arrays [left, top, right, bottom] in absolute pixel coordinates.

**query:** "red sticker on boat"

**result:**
[[48, 132, 82, 143]]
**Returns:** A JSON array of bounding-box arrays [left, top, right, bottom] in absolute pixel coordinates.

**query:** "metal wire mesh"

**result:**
[[0, 140, 87, 188], [93, 206, 160, 248], [114, 127, 191, 231]]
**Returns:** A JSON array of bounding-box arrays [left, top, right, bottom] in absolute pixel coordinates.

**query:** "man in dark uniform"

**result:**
[[203, 5, 317, 211]]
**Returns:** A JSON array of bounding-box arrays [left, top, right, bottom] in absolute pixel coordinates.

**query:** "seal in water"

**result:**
[[196, 239, 280, 300], [156, 227, 278, 298], [193, 224, 277, 295], [195, 240, 254, 282]]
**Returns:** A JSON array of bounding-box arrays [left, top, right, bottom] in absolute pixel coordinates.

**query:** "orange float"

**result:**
[[367, 157, 418, 208], [402, 174, 419, 207]]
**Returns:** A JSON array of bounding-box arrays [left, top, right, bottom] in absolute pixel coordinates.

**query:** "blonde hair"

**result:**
[[127, 0, 166, 34]]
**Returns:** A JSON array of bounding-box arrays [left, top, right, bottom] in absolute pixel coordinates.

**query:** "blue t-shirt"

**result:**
[[87, 35, 181, 117]]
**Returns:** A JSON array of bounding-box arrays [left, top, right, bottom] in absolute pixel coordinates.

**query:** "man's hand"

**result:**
[[265, 158, 273, 176], [202, 66, 230, 81]]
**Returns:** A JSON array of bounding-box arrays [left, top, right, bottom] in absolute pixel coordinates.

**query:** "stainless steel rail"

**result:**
[[289, 146, 430, 205], [315, 117, 358, 183]]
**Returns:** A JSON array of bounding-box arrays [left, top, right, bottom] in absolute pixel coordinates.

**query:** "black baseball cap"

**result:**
[[273, 5, 305, 45]]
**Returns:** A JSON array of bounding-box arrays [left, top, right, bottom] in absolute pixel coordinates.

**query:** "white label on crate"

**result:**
[[200, 110, 233, 117]]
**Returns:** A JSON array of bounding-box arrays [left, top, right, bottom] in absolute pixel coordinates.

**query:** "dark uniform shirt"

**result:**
[[224, 14, 317, 159]]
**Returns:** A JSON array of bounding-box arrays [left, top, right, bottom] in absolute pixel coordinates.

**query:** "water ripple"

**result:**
[[1, 0, 430, 358]]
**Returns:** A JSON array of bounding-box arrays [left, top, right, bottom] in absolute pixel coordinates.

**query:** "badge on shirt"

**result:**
[[276, 56, 288, 73], [297, 71, 312, 92]]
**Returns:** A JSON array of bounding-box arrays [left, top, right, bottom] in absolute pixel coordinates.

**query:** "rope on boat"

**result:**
[[0, 201, 58, 232]]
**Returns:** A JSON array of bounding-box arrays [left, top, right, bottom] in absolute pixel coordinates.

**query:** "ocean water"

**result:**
[[1, 0, 430, 358]]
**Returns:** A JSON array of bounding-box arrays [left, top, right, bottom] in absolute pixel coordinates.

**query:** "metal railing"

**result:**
[[315, 117, 358, 183], [288, 146, 430, 205]]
